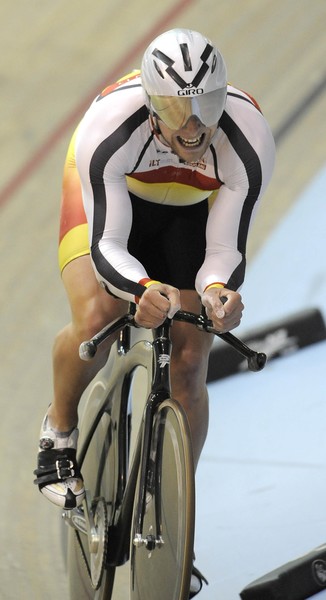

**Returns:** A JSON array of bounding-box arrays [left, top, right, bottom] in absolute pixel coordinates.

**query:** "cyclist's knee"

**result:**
[[72, 300, 112, 341], [172, 345, 208, 389], [76, 314, 104, 342], [69, 290, 126, 343], [172, 348, 209, 431]]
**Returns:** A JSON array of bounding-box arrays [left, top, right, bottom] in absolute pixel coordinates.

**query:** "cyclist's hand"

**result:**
[[201, 287, 243, 332], [135, 283, 181, 328]]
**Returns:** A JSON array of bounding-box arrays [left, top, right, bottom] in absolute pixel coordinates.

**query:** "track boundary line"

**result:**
[[273, 72, 326, 145], [1, 11, 325, 209]]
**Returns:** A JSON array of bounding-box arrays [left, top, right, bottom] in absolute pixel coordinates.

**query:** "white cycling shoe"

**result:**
[[33, 415, 85, 509]]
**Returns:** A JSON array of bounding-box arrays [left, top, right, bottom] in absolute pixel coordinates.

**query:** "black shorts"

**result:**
[[127, 193, 208, 290]]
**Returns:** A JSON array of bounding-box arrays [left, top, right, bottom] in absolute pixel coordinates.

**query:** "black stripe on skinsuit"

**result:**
[[227, 92, 262, 112], [96, 83, 141, 102], [130, 132, 154, 173], [218, 111, 262, 290], [89, 105, 149, 299], [209, 144, 223, 184]]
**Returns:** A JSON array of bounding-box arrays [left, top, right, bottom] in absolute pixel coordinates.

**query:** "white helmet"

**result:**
[[141, 29, 227, 130]]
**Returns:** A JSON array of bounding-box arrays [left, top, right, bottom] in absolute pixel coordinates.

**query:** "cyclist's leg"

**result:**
[[34, 130, 128, 509], [170, 289, 214, 470], [34, 254, 127, 508], [49, 254, 127, 432], [49, 129, 128, 432]]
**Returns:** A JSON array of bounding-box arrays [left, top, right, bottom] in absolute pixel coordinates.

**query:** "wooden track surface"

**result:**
[[1, 1, 325, 597]]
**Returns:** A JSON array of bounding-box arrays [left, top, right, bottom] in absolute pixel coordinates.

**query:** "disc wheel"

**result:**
[[130, 399, 195, 600]]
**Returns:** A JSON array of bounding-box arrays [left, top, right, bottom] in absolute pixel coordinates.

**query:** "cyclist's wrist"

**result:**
[[141, 278, 162, 288], [135, 278, 162, 304]]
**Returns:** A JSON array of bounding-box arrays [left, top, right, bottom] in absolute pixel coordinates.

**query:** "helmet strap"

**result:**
[[149, 113, 161, 134], [144, 91, 161, 133]]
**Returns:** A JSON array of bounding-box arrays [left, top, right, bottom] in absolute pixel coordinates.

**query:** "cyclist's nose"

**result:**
[[181, 115, 205, 131]]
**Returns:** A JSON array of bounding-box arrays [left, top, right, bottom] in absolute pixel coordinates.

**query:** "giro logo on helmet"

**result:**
[[152, 43, 216, 90], [177, 88, 204, 96]]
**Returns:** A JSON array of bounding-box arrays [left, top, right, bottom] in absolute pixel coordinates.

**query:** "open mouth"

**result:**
[[177, 133, 205, 148]]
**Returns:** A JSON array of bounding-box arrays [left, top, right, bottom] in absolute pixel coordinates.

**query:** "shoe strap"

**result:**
[[33, 448, 82, 489]]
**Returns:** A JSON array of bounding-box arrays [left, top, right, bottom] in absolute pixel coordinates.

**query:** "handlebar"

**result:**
[[79, 309, 267, 373], [79, 312, 134, 361], [173, 311, 267, 371]]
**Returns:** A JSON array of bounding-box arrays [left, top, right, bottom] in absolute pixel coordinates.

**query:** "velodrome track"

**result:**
[[1, 1, 325, 598], [198, 164, 326, 599]]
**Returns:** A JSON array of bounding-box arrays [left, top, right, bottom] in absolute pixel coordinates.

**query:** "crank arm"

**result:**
[[62, 490, 100, 554]]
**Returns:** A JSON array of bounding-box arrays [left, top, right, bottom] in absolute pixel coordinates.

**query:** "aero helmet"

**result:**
[[141, 29, 227, 130]]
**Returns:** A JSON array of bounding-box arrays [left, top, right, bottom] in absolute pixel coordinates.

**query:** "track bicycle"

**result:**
[[63, 303, 266, 600]]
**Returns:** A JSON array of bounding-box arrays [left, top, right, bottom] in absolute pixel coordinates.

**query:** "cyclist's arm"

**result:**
[[196, 106, 275, 329], [75, 112, 156, 304], [88, 177, 150, 300], [196, 110, 275, 297]]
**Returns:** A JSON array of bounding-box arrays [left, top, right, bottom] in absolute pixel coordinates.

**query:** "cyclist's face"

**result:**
[[158, 115, 217, 162]]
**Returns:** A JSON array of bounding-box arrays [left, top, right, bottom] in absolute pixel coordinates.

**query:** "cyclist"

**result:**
[[34, 28, 275, 591]]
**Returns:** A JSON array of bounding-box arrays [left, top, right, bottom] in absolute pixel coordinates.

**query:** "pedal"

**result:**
[[62, 506, 88, 536]]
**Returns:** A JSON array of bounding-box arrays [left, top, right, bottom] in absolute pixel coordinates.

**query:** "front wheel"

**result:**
[[130, 399, 195, 600]]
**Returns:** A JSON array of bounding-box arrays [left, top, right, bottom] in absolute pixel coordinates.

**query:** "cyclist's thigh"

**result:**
[[62, 255, 128, 332]]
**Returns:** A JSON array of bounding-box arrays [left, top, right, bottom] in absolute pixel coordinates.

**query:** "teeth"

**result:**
[[179, 135, 202, 147]]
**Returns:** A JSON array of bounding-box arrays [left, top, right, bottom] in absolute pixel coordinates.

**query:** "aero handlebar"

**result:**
[[79, 309, 267, 373]]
